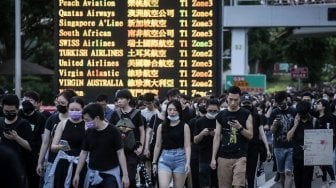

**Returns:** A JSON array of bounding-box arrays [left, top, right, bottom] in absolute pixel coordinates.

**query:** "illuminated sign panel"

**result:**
[[55, 0, 220, 100]]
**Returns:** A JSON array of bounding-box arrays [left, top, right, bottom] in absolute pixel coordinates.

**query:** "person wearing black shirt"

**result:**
[[210, 86, 253, 188], [0, 94, 34, 186], [73, 103, 129, 188], [241, 94, 271, 188], [152, 99, 191, 188], [19, 91, 47, 188], [50, 97, 86, 188], [109, 89, 145, 188], [36, 89, 77, 187], [143, 100, 165, 187], [269, 91, 296, 188], [316, 99, 336, 187], [194, 99, 219, 188], [287, 101, 319, 188], [188, 97, 208, 188], [0, 145, 27, 188]]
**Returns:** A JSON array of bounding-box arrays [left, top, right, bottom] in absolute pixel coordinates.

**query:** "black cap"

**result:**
[[241, 94, 253, 105]]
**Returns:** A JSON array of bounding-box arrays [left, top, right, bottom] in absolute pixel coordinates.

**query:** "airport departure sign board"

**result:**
[[55, 0, 221, 100]]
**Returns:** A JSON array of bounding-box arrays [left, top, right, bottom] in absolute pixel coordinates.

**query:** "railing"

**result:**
[[227, 0, 336, 6]]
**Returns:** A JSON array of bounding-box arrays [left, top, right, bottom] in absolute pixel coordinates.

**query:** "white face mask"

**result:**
[[206, 112, 218, 119], [167, 115, 179, 122]]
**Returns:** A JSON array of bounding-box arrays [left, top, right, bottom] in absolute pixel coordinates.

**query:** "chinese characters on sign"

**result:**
[[56, 0, 220, 100]]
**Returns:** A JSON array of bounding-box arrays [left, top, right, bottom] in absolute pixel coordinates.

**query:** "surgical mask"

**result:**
[[206, 112, 218, 119], [69, 111, 82, 121], [167, 115, 179, 122], [57, 105, 67, 114], [5, 113, 17, 121], [22, 100, 35, 115], [85, 120, 96, 129]]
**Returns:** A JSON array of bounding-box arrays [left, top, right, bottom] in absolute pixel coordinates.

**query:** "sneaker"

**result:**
[[274, 173, 280, 182], [330, 181, 336, 188]]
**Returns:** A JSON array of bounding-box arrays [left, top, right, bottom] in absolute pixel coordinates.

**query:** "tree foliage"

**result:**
[[248, 28, 336, 85]]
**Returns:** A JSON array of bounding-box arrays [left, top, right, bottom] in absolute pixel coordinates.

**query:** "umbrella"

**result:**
[[0, 59, 54, 75]]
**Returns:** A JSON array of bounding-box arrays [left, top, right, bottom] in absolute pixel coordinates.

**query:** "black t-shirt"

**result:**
[[269, 107, 296, 148], [0, 117, 34, 165], [109, 108, 144, 144], [19, 110, 46, 154], [161, 120, 185, 149], [319, 114, 335, 148], [188, 116, 201, 160], [45, 113, 61, 162], [216, 108, 250, 159], [194, 116, 216, 162], [293, 116, 319, 160], [82, 124, 123, 171]]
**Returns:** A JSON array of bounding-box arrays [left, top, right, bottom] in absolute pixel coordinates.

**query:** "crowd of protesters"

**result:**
[[1, 86, 336, 188]]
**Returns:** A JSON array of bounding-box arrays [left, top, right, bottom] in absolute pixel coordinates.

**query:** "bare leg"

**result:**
[[173, 173, 188, 188], [158, 172, 173, 188]]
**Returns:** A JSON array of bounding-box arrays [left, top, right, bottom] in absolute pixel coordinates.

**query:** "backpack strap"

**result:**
[[130, 109, 139, 119]]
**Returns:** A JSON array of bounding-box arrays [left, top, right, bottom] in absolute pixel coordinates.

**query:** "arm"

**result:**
[[287, 114, 299, 141], [184, 124, 191, 172], [50, 121, 66, 152], [152, 124, 162, 174], [36, 129, 51, 176], [258, 126, 271, 159], [5, 131, 32, 151], [240, 114, 253, 140], [135, 125, 145, 155], [194, 128, 209, 144], [143, 127, 152, 157], [117, 148, 130, 188], [73, 150, 88, 188], [210, 120, 221, 169]]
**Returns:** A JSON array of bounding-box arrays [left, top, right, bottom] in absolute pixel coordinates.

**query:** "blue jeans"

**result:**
[[274, 148, 293, 173], [158, 148, 186, 173]]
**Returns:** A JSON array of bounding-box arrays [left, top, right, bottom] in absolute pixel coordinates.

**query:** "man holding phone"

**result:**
[[0, 94, 34, 186], [194, 99, 220, 188], [210, 86, 253, 188]]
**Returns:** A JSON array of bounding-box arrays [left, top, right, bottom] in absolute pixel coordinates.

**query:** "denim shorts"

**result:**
[[274, 148, 293, 173], [158, 148, 186, 173]]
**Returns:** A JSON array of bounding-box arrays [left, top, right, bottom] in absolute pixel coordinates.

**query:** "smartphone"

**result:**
[[59, 140, 70, 150], [227, 116, 236, 123], [208, 128, 215, 131], [3, 127, 12, 134]]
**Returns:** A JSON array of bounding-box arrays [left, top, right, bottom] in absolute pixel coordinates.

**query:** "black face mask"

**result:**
[[198, 105, 207, 114], [5, 113, 17, 121], [57, 105, 67, 114], [279, 102, 287, 110], [22, 100, 35, 115], [299, 114, 309, 120]]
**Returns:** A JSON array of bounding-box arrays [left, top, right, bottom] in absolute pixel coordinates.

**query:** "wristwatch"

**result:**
[[238, 127, 244, 133]]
